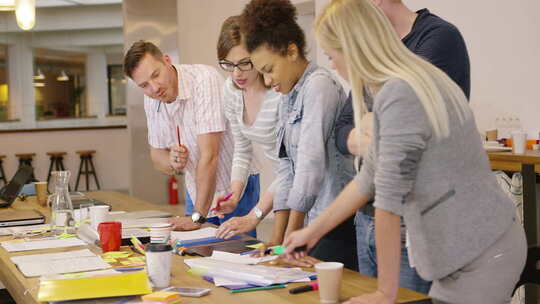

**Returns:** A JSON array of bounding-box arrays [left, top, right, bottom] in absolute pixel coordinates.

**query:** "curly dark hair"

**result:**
[[240, 0, 306, 57]]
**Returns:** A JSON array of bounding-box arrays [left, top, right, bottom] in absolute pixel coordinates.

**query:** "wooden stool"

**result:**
[[46, 152, 67, 184], [75, 150, 101, 191], [0, 155, 7, 185], [15, 153, 37, 181]]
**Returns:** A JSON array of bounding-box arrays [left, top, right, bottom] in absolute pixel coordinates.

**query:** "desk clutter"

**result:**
[[0, 193, 321, 303]]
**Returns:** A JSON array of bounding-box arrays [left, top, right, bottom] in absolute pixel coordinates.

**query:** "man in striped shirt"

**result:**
[[124, 41, 259, 231]]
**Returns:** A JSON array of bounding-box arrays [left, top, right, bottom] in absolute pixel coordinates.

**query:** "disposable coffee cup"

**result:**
[[34, 182, 48, 206], [315, 262, 343, 303], [146, 243, 173, 288], [149, 223, 172, 244], [89, 205, 109, 230], [512, 132, 527, 154]]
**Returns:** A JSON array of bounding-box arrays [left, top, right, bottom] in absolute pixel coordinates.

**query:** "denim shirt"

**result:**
[[274, 62, 354, 223]]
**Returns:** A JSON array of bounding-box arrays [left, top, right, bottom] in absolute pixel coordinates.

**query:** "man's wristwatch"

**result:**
[[191, 212, 206, 224], [253, 207, 264, 220]]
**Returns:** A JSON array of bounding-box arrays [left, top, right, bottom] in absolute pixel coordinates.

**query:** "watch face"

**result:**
[[254, 207, 263, 219], [192, 213, 200, 222]]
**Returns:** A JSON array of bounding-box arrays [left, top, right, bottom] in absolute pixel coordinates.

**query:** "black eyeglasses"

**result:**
[[219, 60, 254, 72]]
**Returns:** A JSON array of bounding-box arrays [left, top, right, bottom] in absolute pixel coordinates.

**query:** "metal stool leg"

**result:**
[[47, 157, 55, 184], [0, 160, 7, 185], [84, 156, 90, 191], [75, 157, 84, 191], [88, 155, 101, 190]]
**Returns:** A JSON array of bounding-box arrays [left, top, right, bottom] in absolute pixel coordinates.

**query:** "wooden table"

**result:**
[[0, 191, 431, 304], [488, 150, 540, 304]]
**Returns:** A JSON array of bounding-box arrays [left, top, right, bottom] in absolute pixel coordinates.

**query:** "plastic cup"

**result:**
[[146, 243, 173, 288], [512, 132, 527, 154], [34, 182, 48, 206], [315, 262, 343, 303], [98, 221, 122, 252], [89, 205, 110, 230], [149, 223, 172, 244]]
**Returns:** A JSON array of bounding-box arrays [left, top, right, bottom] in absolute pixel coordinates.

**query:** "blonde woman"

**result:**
[[284, 0, 526, 303]]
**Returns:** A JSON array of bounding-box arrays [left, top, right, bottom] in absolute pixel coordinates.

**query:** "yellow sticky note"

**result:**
[[246, 243, 264, 249], [102, 251, 131, 258], [102, 258, 117, 263], [57, 233, 76, 239], [128, 257, 145, 263]]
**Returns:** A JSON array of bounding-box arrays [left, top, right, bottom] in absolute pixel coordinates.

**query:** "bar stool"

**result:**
[[15, 153, 37, 182], [46, 152, 67, 184], [75, 150, 101, 191], [0, 155, 7, 185]]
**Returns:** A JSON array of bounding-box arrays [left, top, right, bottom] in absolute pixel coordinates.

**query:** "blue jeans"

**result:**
[[355, 212, 432, 294], [185, 174, 260, 238]]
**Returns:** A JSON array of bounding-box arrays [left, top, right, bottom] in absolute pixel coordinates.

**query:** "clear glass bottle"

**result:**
[[48, 171, 75, 235]]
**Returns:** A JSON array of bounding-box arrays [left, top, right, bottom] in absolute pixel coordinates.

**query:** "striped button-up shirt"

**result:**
[[144, 64, 234, 216]]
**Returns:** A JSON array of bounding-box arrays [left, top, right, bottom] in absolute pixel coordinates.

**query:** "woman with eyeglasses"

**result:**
[[213, 16, 291, 245]]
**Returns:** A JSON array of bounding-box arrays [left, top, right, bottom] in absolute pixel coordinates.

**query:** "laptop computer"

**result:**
[[0, 166, 34, 208], [0, 209, 45, 227]]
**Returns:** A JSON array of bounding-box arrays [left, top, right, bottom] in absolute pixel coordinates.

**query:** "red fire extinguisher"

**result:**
[[168, 175, 179, 205]]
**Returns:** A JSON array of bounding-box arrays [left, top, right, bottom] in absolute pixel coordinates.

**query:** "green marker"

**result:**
[[231, 284, 286, 294], [272, 245, 307, 255]]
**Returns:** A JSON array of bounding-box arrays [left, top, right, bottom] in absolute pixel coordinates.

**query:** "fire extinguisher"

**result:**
[[168, 175, 179, 205]]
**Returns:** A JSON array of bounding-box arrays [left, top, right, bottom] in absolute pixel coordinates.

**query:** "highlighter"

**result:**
[[289, 282, 319, 294]]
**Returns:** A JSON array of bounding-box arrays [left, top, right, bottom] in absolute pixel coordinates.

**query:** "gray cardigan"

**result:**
[[356, 78, 515, 280]]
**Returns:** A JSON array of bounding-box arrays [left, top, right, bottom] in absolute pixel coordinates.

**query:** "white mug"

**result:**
[[89, 205, 109, 230]]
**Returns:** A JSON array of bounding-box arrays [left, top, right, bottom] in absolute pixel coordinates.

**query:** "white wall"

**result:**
[[0, 128, 129, 190], [404, 1, 540, 138]]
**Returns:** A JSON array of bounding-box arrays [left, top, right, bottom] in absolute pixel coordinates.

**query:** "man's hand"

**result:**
[[169, 145, 189, 171], [168, 216, 201, 231]]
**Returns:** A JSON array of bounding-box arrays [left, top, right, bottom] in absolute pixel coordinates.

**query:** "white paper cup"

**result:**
[[89, 205, 109, 230], [149, 223, 172, 244], [146, 243, 173, 288], [315, 262, 344, 303], [512, 132, 527, 154]]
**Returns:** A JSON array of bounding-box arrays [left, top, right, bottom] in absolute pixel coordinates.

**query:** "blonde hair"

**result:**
[[315, 0, 471, 139]]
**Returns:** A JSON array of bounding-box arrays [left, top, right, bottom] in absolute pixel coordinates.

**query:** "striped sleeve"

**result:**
[[144, 96, 173, 149], [223, 78, 252, 186]]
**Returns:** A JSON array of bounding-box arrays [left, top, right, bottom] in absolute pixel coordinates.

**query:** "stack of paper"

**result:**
[[184, 257, 315, 286], [210, 250, 277, 265], [0, 224, 51, 237], [0, 237, 86, 252], [10, 249, 111, 277], [171, 227, 218, 241]]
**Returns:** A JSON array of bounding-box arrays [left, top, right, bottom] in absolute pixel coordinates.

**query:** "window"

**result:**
[[0, 45, 8, 121], [107, 64, 126, 115], [33, 49, 87, 120]]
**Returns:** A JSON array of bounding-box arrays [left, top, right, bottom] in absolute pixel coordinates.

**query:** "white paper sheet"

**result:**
[[0, 224, 51, 236], [171, 227, 218, 241], [15, 256, 111, 277], [210, 250, 278, 265], [1, 237, 86, 252], [10, 248, 95, 264]]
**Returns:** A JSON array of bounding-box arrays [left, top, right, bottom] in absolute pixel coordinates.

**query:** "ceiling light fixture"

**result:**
[[57, 70, 69, 81], [15, 0, 35, 31], [33, 68, 44, 80], [0, 0, 15, 11]]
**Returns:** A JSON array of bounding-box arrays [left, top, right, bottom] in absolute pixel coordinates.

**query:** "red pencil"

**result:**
[[212, 192, 233, 212], [176, 125, 181, 146]]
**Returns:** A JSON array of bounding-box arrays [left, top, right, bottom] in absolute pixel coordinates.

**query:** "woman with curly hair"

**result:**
[[237, 0, 358, 270]]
